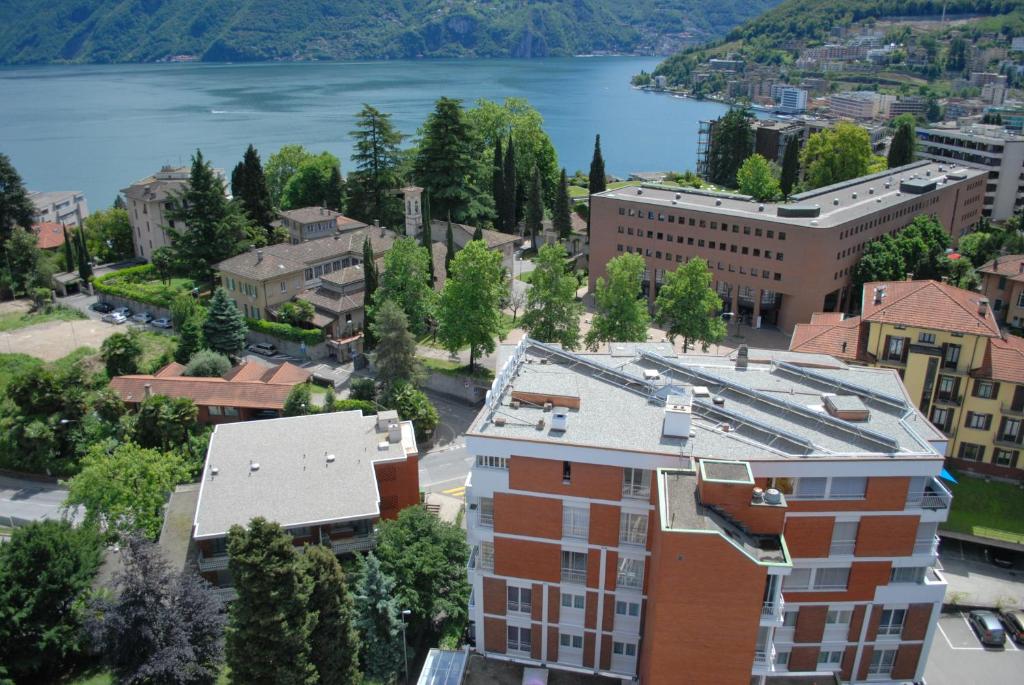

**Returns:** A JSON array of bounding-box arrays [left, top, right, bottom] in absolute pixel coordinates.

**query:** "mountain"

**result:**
[[0, 0, 785, 64]]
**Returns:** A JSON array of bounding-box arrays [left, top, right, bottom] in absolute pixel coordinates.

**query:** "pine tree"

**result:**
[[421, 193, 434, 286], [473, 226, 483, 240], [414, 97, 481, 223], [780, 138, 800, 197], [526, 166, 544, 248], [301, 545, 360, 685], [371, 299, 420, 391], [62, 225, 75, 272], [354, 553, 405, 684], [174, 315, 204, 364], [113, 195, 126, 210], [502, 136, 518, 234], [887, 114, 917, 169], [553, 168, 572, 240], [587, 134, 606, 236], [325, 164, 345, 213], [202, 288, 247, 359], [708, 108, 754, 187], [492, 138, 505, 232], [226, 518, 315, 685], [362, 236, 379, 350], [76, 228, 93, 281], [230, 144, 275, 235], [445, 220, 455, 276], [347, 104, 405, 230], [0, 153, 35, 254]]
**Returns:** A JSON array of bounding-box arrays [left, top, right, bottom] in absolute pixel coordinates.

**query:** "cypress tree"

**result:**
[[780, 138, 800, 197], [325, 165, 345, 213], [502, 136, 517, 234], [302, 545, 361, 685], [708, 108, 754, 187], [492, 138, 505, 232], [76, 228, 93, 281], [526, 166, 544, 248], [362, 236, 378, 350], [587, 134, 606, 236], [473, 226, 483, 241], [445, 220, 455, 277], [202, 288, 247, 359], [230, 144, 275, 233], [62, 225, 75, 273], [887, 115, 917, 169], [174, 316, 204, 364], [554, 168, 572, 240], [421, 193, 434, 287]]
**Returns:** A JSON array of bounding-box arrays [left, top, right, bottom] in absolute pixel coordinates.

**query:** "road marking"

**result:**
[[442, 486, 466, 497]]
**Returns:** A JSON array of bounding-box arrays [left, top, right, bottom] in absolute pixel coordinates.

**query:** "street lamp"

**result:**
[[400, 609, 411, 685]]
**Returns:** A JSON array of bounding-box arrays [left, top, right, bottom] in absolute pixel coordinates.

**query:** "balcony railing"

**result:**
[[477, 512, 494, 528], [563, 524, 588, 540], [622, 483, 651, 500], [561, 569, 587, 585], [619, 531, 648, 547], [1001, 402, 1024, 416], [197, 553, 229, 572], [913, 535, 940, 556], [829, 540, 856, 556], [761, 595, 785, 620], [329, 534, 375, 555], [752, 644, 777, 671], [211, 586, 237, 602], [906, 476, 952, 510]]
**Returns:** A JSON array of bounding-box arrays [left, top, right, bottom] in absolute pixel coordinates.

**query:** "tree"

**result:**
[[175, 314, 205, 364], [586, 253, 651, 350], [587, 134, 607, 236], [265, 144, 313, 208], [853, 235, 907, 289], [779, 138, 800, 197], [351, 377, 377, 402], [376, 505, 470, 639], [414, 97, 483, 223], [202, 288, 248, 358], [279, 299, 315, 327], [284, 383, 314, 417], [708, 108, 754, 187], [801, 122, 873, 190], [946, 36, 967, 73], [553, 168, 572, 239], [888, 114, 917, 168], [437, 241, 506, 371], [76, 226, 93, 280], [492, 138, 506, 231], [445, 220, 455, 276], [0, 153, 34, 253], [385, 382, 438, 443], [654, 258, 727, 352], [170, 291, 202, 330], [62, 225, 75, 272], [372, 299, 420, 391], [421, 193, 434, 285], [4, 227, 41, 295], [280, 152, 344, 211], [101, 330, 143, 376], [226, 518, 314, 685], [231, 144, 275, 233], [354, 553, 405, 683], [374, 237, 435, 335], [526, 165, 544, 247], [131, 394, 200, 454], [85, 535, 225, 685], [150, 245, 176, 284], [502, 135, 518, 233], [67, 441, 188, 540], [167, 150, 251, 285], [0, 520, 103, 682], [184, 349, 232, 377], [521, 243, 582, 348], [301, 545, 360, 685], [362, 236, 379, 350], [736, 154, 781, 201], [507, 286, 526, 324], [347, 104, 406, 229], [325, 164, 345, 212]]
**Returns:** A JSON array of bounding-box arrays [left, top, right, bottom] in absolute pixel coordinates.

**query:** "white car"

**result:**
[[132, 312, 154, 324], [102, 312, 128, 325], [112, 306, 133, 318]]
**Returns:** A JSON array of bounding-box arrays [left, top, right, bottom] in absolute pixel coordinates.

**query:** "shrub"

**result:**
[[333, 399, 377, 415], [183, 349, 232, 377], [246, 317, 325, 345], [350, 377, 377, 401], [93, 264, 195, 308]]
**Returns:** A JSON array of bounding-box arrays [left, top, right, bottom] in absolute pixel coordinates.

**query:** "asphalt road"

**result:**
[[0, 475, 68, 529], [419, 391, 480, 496], [925, 610, 1024, 685]]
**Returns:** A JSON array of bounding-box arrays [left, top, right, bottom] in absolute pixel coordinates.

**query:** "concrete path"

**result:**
[[0, 475, 68, 529]]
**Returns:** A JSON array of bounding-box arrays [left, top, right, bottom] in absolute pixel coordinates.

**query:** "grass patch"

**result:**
[[61, 670, 113, 685], [93, 264, 197, 308], [942, 472, 1024, 545], [0, 353, 43, 391], [420, 356, 495, 382], [0, 306, 85, 333], [137, 331, 178, 373], [417, 314, 515, 352], [516, 270, 534, 284]]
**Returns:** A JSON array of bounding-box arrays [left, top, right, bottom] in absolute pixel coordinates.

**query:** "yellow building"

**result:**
[[791, 279, 1024, 479], [978, 254, 1024, 328]]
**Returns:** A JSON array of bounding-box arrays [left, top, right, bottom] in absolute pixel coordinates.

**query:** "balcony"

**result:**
[[468, 545, 494, 572], [829, 540, 856, 556], [329, 534, 375, 555], [476, 511, 494, 528], [1001, 402, 1024, 416], [906, 476, 952, 510], [197, 553, 229, 572], [619, 530, 648, 547], [934, 394, 963, 407], [913, 535, 940, 556], [561, 569, 587, 585], [210, 586, 237, 602], [752, 644, 777, 673], [761, 595, 785, 622], [622, 483, 651, 500]]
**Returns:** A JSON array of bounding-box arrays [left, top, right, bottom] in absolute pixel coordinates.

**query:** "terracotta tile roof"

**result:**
[[808, 312, 846, 325], [978, 254, 1024, 282], [33, 222, 66, 249], [977, 334, 1024, 384], [215, 227, 397, 280], [297, 287, 365, 315], [336, 215, 368, 232], [222, 360, 271, 382], [431, 220, 518, 249], [110, 362, 310, 410], [789, 315, 865, 362], [860, 280, 1000, 337], [154, 362, 186, 378], [279, 206, 341, 224], [321, 265, 366, 287]]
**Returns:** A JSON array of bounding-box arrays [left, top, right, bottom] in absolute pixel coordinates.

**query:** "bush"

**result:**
[[350, 377, 377, 401], [333, 399, 377, 415], [246, 317, 325, 345], [384, 381, 438, 443], [93, 264, 195, 308], [183, 349, 232, 377]]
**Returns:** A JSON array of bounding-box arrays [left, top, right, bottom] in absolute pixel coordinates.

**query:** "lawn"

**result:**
[[63, 670, 113, 685], [137, 331, 178, 373], [516, 270, 534, 284], [420, 355, 495, 382], [568, 180, 638, 198], [942, 472, 1024, 545], [0, 306, 85, 333]]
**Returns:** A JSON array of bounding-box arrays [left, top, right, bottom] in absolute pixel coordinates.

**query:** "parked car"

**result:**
[[968, 610, 1006, 647], [91, 301, 114, 313], [990, 548, 1018, 569], [112, 306, 133, 318], [1001, 609, 1024, 645], [150, 317, 173, 329], [132, 312, 154, 324], [102, 312, 128, 325], [247, 342, 279, 357]]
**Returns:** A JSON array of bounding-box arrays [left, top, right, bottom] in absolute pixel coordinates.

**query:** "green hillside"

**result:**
[[0, 0, 784, 64]]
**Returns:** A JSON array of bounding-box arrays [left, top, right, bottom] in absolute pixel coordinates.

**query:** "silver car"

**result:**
[[150, 317, 173, 329], [132, 312, 154, 324], [102, 312, 128, 325]]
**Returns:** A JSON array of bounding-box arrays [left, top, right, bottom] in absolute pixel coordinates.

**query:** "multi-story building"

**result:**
[[979, 254, 1024, 326], [465, 337, 951, 684], [915, 123, 1024, 221], [776, 87, 808, 115], [791, 279, 1024, 480], [191, 409, 420, 598], [829, 91, 884, 120], [28, 190, 88, 228], [887, 96, 928, 119], [279, 206, 366, 243], [589, 161, 986, 332]]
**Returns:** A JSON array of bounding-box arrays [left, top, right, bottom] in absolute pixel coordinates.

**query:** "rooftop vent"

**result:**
[[715, 199, 722, 206], [494, 416, 507, 427], [675, 193, 682, 200], [758, 205, 765, 212], [692, 385, 711, 398], [663, 393, 692, 438], [712, 396, 726, 406], [851, 192, 858, 199], [868, 187, 874, 195], [551, 407, 569, 432], [510, 399, 521, 410], [326, 454, 336, 463], [833, 198, 840, 206], [643, 369, 661, 381], [210, 466, 219, 476], [256, 249, 264, 264], [764, 488, 783, 505], [873, 285, 886, 305], [751, 487, 765, 503], [536, 418, 545, 431], [543, 401, 554, 411], [822, 393, 870, 421], [250, 462, 260, 472], [735, 344, 749, 370], [637, 189, 643, 195], [378, 440, 390, 450]]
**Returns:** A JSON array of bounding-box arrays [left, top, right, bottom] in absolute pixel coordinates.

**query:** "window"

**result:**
[[476, 455, 508, 469], [619, 512, 648, 546], [867, 648, 896, 676], [783, 568, 811, 591], [829, 477, 867, 499], [919, 332, 936, 344], [966, 412, 993, 430], [559, 633, 583, 650], [561, 551, 587, 584], [612, 642, 637, 657], [792, 477, 827, 500], [878, 608, 906, 637], [478, 497, 494, 526], [826, 608, 853, 625], [563, 507, 589, 539], [973, 380, 998, 399], [957, 442, 985, 462], [224, 406, 239, 417], [830, 521, 858, 555], [561, 592, 585, 610], [507, 626, 531, 653], [782, 610, 798, 627], [507, 586, 532, 614], [616, 557, 644, 589], [889, 566, 926, 584], [884, 336, 908, 362], [943, 343, 962, 370], [930, 407, 952, 433], [994, 448, 1018, 468], [999, 417, 1022, 443], [562, 461, 571, 483], [813, 567, 850, 590], [208, 406, 223, 416], [818, 650, 843, 667], [615, 600, 641, 617], [936, 375, 959, 401]]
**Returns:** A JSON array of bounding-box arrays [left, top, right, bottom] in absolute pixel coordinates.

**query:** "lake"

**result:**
[[0, 57, 732, 208]]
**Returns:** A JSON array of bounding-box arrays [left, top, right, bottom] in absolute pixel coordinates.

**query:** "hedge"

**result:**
[[246, 318, 325, 345], [333, 399, 377, 415], [93, 264, 193, 308]]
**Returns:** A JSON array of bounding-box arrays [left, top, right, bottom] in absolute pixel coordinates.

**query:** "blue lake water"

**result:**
[[0, 57, 732, 207]]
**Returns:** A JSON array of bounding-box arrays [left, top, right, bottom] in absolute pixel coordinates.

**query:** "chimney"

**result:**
[[143, 383, 152, 400], [978, 298, 989, 316], [905, 272, 913, 281], [873, 285, 886, 305], [663, 394, 692, 438], [256, 249, 264, 264], [1019, 261, 1024, 274], [374, 219, 384, 237], [735, 344, 749, 370], [841, 341, 848, 353]]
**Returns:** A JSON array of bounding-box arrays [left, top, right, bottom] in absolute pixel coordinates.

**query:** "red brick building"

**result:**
[[465, 338, 951, 684]]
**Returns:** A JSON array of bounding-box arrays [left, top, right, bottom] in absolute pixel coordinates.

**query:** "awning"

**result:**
[[939, 468, 958, 484]]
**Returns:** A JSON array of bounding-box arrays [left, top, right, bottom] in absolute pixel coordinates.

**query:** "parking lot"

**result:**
[[924, 611, 1024, 685]]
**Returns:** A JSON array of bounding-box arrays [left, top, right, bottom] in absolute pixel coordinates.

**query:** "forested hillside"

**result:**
[[0, 0, 783, 64]]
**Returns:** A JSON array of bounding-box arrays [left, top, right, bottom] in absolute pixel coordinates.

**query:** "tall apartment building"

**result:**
[[915, 123, 1024, 221], [776, 87, 808, 114], [28, 190, 88, 228], [465, 338, 951, 684], [589, 161, 986, 332], [828, 91, 885, 120], [791, 279, 1024, 480]]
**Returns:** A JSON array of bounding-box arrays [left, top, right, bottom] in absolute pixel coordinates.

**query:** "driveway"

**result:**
[[939, 538, 1024, 609], [0, 316, 117, 361], [0, 475, 68, 530], [925, 610, 1024, 685]]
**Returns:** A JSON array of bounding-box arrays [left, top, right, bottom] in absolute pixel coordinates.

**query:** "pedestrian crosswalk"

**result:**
[[442, 485, 466, 498]]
